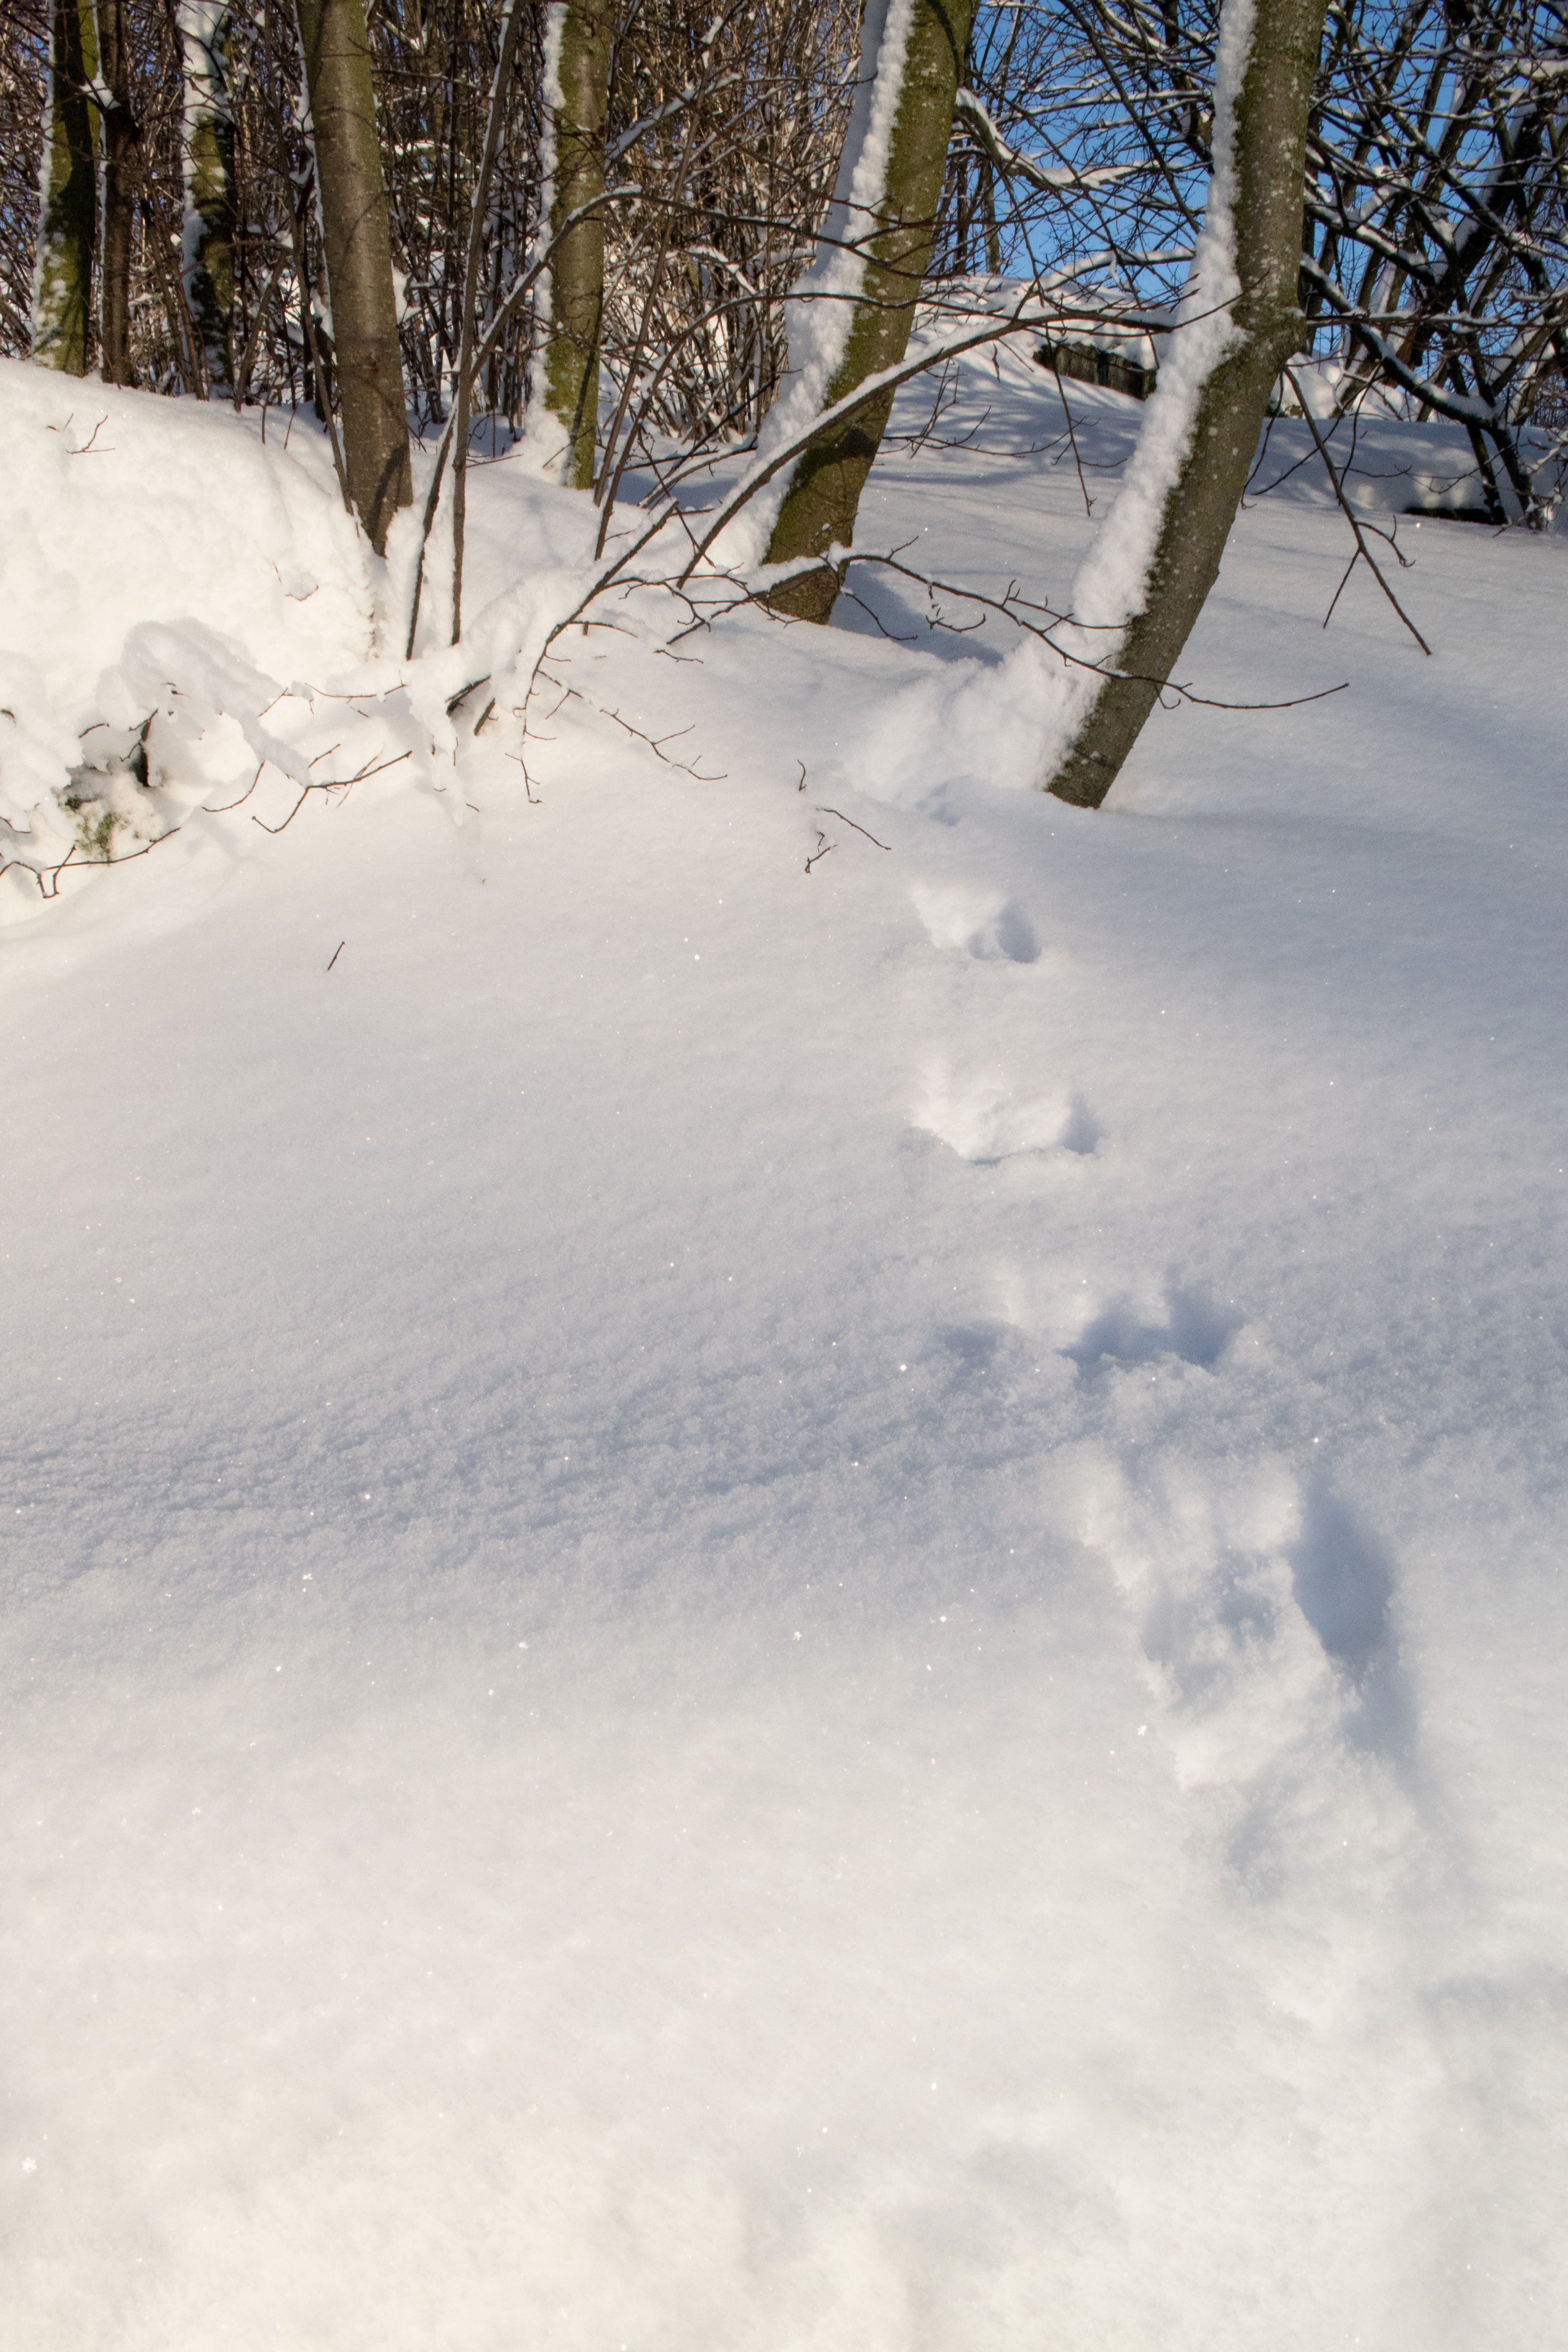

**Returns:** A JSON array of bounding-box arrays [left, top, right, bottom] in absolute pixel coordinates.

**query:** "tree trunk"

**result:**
[[294, 0, 412, 553], [31, 0, 98, 375], [764, 0, 977, 622], [1043, 0, 1330, 809], [540, 0, 613, 488], [180, 4, 238, 394], [98, 0, 140, 387]]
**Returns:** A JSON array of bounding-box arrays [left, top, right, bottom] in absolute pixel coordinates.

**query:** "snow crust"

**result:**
[[4, 347, 1568, 2349]]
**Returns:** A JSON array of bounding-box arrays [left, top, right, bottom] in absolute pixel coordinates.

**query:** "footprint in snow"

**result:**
[[1076, 1459, 1419, 1907], [1066, 1280, 1240, 1373], [912, 882, 1041, 964], [916, 1063, 1099, 1164], [1286, 1476, 1409, 1755]]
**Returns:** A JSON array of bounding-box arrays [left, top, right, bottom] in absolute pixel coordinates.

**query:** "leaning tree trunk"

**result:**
[[538, 0, 614, 488], [180, 3, 238, 394], [294, 0, 412, 553], [31, 0, 98, 374], [764, 0, 977, 622], [98, 0, 140, 387], [1043, 0, 1330, 809]]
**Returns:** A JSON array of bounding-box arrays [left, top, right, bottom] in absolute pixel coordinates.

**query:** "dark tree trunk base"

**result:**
[[764, 564, 843, 624]]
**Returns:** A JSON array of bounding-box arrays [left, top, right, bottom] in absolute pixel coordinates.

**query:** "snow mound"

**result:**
[[0, 363, 374, 908]]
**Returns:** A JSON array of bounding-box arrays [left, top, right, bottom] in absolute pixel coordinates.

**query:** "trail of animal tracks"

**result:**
[[4, 349, 1567, 2347]]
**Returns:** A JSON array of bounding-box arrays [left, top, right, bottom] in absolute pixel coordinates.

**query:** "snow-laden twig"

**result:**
[[953, 88, 1141, 199]]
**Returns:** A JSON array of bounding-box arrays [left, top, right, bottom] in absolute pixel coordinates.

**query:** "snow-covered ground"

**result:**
[[3, 348, 1566, 2348]]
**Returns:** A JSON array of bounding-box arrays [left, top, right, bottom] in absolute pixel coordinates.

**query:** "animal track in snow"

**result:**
[[916, 1063, 1099, 1164], [912, 883, 1041, 964], [1286, 1477, 1409, 1753], [1058, 1094, 1102, 1156], [1073, 1458, 1419, 1903], [1065, 1281, 1240, 1373]]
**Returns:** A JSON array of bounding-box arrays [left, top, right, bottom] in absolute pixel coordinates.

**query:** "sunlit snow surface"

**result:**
[[3, 352, 1567, 2348]]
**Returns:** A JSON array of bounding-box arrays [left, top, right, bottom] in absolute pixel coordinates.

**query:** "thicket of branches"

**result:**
[[2, 0, 861, 441], [2, 0, 1566, 512], [956, 0, 1568, 513]]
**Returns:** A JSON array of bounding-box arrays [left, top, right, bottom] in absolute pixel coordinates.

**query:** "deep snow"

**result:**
[[3, 347, 1567, 2350]]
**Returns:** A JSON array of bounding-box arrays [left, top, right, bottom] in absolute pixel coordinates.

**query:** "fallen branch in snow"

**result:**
[[65, 414, 111, 456], [817, 806, 891, 850]]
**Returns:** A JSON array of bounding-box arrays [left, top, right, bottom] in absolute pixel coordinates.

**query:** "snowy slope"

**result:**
[[3, 352, 1567, 2350]]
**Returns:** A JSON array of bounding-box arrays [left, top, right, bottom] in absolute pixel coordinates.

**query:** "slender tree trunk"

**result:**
[[980, 156, 1000, 276], [294, 0, 412, 553], [180, 4, 238, 393], [451, 0, 528, 637], [98, 0, 140, 387], [1044, 0, 1330, 809], [539, 0, 613, 488], [764, 0, 977, 622], [32, 0, 99, 375]]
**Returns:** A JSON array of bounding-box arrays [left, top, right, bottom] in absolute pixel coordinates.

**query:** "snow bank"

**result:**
[[0, 363, 376, 907]]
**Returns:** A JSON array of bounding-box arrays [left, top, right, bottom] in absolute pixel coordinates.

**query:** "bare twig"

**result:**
[[816, 805, 890, 850], [1285, 367, 1433, 655], [251, 748, 412, 833]]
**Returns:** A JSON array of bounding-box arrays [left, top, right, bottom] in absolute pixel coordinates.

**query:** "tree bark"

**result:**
[[31, 0, 98, 375], [294, 0, 412, 552], [98, 0, 139, 387], [180, 4, 238, 393], [764, 0, 977, 622], [540, 0, 613, 489], [1044, 0, 1330, 809]]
